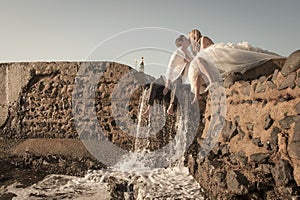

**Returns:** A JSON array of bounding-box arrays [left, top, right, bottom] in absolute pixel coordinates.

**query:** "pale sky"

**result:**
[[0, 0, 299, 77]]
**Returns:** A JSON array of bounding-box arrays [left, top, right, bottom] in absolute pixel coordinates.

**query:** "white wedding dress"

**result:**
[[188, 41, 284, 94]]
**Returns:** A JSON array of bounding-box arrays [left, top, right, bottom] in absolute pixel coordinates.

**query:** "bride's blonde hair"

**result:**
[[189, 29, 202, 55]]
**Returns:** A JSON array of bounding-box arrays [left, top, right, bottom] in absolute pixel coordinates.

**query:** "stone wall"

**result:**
[[0, 61, 179, 155], [0, 63, 32, 128], [0, 62, 157, 150], [186, 50, 300, 199]]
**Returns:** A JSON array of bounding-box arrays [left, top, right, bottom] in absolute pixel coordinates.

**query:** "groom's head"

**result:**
[[175, 35, 190, 48]]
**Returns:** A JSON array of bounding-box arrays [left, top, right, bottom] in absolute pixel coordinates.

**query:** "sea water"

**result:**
[[3, 90, 206, 199], [5, 166, 204, 199]]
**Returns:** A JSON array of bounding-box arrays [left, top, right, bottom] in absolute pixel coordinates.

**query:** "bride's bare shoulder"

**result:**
[[203, 36, 214, 46], [200, 36, 214, 49]]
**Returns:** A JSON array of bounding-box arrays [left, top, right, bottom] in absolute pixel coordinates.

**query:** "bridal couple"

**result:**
[[143, 28, 283, 116]]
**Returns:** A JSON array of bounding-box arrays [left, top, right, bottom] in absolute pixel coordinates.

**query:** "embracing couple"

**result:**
[[143, 28, 283, 116]]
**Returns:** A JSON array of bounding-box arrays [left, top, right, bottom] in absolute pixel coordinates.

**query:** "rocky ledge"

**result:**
[[186, 50, 300, 199]]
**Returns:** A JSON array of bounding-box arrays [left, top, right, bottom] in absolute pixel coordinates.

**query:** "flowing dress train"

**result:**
[[188, 42, 285, 94]]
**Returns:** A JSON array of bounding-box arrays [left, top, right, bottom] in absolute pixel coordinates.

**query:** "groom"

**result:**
[[143, 34, 193, 116], [163, 34, 193, 115]]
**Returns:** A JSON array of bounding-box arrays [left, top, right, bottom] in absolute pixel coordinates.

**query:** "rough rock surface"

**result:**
[[186, 50, 300, 199], [0, 62, 155, 150]]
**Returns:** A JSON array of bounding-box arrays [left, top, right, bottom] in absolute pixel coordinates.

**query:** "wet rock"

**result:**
[[272, 159, 293, 186], [110, 180, 131, 199], [264, 114, 274, 130], [250, 153, 270, 164], [226, 170, 249, 195], [281, 49, 300, 77], [85, 159, 96, 169]]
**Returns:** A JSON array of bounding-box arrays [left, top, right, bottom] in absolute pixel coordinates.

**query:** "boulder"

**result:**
[[281, 49, 300, 77], [242, 59, 282, 81]]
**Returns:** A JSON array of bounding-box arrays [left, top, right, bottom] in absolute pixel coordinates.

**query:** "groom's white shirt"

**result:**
[[165, 48, 192, 84]]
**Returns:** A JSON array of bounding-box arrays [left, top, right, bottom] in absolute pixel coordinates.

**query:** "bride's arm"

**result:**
[[182, 49, 193, 62], [184, 54, 193, 63]]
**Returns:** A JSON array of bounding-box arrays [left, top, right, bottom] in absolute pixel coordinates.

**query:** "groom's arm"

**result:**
[[202, 36, 214, 49]]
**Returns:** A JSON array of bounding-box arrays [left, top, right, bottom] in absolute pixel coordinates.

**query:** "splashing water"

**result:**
[[4, 121, 204, 199], [115, 87, 193, 171], [4, 167, 205, 200], [134, 89, 152, 152], [4, 87, 206, 199]]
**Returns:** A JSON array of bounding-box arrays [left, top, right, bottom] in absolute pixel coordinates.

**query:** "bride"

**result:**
[[188, 29, 285, 104]]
